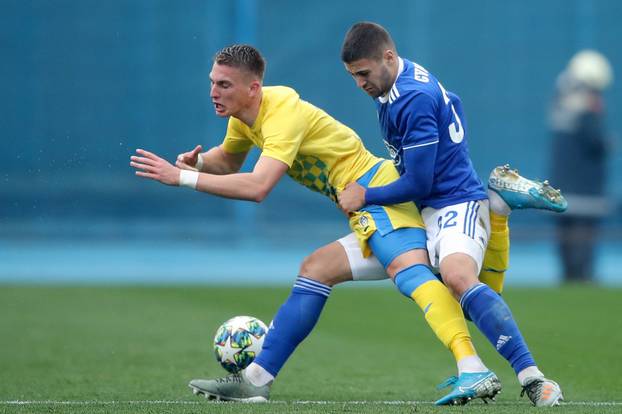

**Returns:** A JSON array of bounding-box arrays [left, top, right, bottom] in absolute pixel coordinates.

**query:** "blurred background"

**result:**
[[1, 0, 621, 285]]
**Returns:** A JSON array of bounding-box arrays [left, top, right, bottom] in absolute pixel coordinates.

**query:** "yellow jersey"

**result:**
[[222, 86, 425, 257], [222, 86, 381, 203]]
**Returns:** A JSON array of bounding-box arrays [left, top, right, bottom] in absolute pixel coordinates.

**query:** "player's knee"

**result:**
[[441, 270, 470, 298], [298, 242, 353, 287], [385, 249, 429, 279], [440, 269, 477, 298], [298, 252, 338, 287], [440, 253, 480, 297]]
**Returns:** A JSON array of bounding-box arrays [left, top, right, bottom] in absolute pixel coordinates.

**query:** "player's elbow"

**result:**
[[250, 192, 266, 203], [250, 185, 272, 203]]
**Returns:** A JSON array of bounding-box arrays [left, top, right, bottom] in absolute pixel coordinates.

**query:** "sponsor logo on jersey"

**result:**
[[383, 140, 401, 167]]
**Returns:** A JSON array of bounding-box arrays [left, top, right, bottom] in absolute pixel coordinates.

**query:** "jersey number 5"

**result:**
[[437, 82, 464, 143]]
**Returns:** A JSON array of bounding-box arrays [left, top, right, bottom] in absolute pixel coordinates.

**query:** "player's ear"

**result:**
[[384, 49, 396, 65], [249, 80, 262, 97]]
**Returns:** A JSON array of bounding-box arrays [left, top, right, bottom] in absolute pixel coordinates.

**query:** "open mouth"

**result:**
[[213, 102, 225, 112]]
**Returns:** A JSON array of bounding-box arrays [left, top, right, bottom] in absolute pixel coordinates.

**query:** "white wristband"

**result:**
[[195, 153, 204, 171], [179, 170, 199, 189]]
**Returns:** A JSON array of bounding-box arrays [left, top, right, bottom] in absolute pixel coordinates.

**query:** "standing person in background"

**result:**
[[550, 50, 614, 283]]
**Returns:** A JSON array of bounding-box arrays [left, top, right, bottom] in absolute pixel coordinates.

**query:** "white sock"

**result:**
[[457, 355, 488, 374], [517, 366, 545, 386], [244, 362, 274, 387], [488, 190, 511, 216]]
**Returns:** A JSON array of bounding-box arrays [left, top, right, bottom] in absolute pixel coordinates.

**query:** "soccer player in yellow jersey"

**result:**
[[130, 45, 500, 403]]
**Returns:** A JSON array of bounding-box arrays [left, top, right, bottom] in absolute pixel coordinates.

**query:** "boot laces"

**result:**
[[520, 378, 543, 403], [216, 374, 243, 384]]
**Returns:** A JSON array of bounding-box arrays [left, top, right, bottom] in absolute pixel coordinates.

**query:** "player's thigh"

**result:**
[[367, 227, 429, 279], [333, 233, 388, 282], [298, 240, 353, 287]]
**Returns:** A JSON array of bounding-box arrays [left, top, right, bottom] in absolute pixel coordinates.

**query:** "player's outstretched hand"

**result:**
[[130, 149, 180, 186], [176, 145, 203, 171], [338, 182, 366, 213]]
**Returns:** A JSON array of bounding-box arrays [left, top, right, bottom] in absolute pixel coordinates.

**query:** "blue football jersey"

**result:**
[[375, 58, 487, 209]]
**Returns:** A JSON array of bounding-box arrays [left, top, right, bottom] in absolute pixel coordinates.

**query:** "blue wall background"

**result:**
[[1, 0, 621, 283]]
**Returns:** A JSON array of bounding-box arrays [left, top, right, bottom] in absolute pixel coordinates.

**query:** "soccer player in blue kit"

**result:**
[[339, 22, 565, 407]]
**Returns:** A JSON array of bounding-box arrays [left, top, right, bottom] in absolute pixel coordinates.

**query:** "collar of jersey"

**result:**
[[378, 57, 404, 104]]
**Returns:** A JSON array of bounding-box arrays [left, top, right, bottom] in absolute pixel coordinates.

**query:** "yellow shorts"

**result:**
[[347, 161, 425, 257]]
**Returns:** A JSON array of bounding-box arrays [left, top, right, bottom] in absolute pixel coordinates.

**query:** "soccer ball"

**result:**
[[213, 315, 268, 374]]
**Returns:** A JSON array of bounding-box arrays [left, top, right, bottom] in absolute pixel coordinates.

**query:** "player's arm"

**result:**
[[338, 92, 438, 212], [364, 141, 437, 205], [194, 154, 287, 202], [131, 149, 288, 203], [176, 144, 248, 175]]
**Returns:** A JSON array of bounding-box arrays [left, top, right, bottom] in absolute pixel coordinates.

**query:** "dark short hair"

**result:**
[[214, 44, 266, 80], [341, 22, 396, 63]]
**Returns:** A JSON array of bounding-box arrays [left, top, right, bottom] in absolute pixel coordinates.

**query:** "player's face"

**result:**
[[209, 63, 256, 118], [344, 57, 394, 98]]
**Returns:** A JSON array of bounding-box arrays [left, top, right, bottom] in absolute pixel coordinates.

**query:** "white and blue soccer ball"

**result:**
[[213, 315, 268, 374]]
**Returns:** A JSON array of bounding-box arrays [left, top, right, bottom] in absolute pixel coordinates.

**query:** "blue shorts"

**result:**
[[368, 227, 427, 269], [347, 160, 425, 259]]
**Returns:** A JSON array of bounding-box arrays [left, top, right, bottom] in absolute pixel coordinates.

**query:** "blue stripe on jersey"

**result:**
[[355, 161, 383, 187], [356, 161, 400, 236]]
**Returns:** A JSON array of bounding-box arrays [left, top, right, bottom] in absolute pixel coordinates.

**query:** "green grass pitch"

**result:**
[[1, 284, 621, 413]]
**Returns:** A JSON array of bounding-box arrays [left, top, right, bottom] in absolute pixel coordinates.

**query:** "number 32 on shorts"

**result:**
[[437, 210, 458, 234]]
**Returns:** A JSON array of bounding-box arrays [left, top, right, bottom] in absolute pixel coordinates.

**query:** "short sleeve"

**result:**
[[259, 97, 306, 167], [222, 118, 254, 154]]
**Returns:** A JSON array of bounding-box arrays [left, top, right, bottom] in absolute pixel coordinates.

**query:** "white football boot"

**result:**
[[521, 376, 564, 407], [189, 370, 270, 402]]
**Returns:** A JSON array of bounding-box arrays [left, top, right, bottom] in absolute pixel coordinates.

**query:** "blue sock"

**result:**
[[460, 283, 535, 374], [253, 276, 331, 377]]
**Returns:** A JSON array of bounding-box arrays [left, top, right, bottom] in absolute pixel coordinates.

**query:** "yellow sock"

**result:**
[[411, 280, 476, 362], [490, 211, 509, 233], [480, 212, 510, 294]]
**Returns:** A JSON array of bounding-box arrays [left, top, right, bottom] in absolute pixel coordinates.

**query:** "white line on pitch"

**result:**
[[2, 400, 622, 406]]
